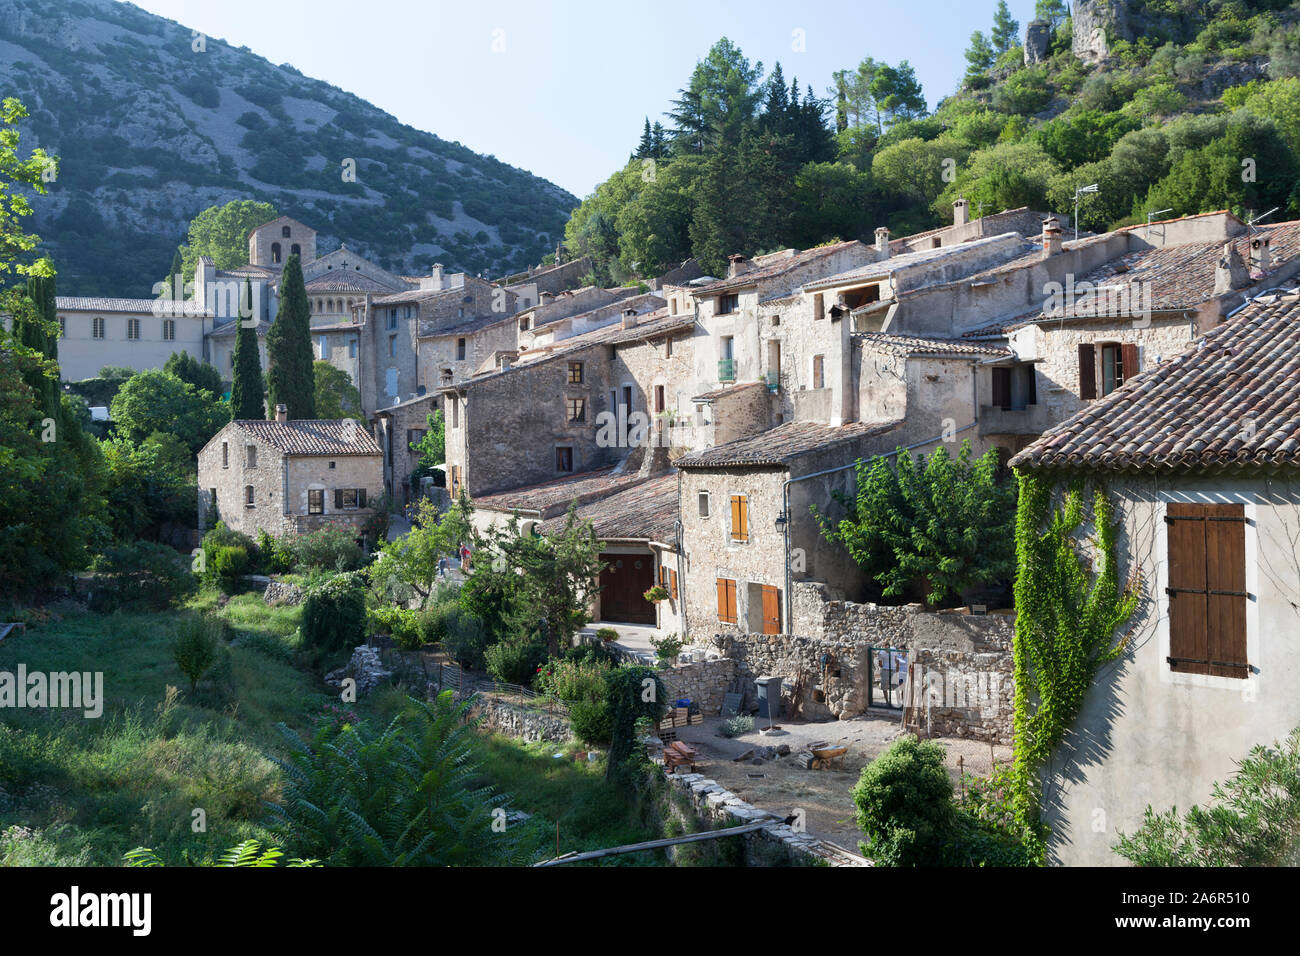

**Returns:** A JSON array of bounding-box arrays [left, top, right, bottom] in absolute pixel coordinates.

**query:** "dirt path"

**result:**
[[673, 713, 1012, 849]]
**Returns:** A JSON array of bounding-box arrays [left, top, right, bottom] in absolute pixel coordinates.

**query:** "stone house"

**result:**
[[370, 392, 441, 505], [1010, 290, 1300, 866], [197, 405, 383, 539]]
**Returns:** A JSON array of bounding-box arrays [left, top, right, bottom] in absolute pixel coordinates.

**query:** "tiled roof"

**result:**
[[801, 233, 1027, 292], [228, 420, 382, 457], [855, 333, 1011, 357], [372, 284, 474, 306], [304, 272, 392, 293], [539, 473, 679, 542], [220, 264, 278, 278], [959, 309, 1041, 339], [1010, 292, 1300, 473], [472, 467, 647, 517], [55, 296, 210, 315], [675, 419, 901, 469], [691, 241, 863, 295], [692, 381, 768, 402], [206, 319, 267, 338]]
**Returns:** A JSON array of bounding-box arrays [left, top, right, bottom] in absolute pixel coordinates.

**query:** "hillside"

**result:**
[[0, 0, 576, 295], [565, 0, 1300, 284]]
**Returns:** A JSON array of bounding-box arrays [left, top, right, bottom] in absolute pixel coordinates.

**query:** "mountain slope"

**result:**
[[0, 0, 577, 295]]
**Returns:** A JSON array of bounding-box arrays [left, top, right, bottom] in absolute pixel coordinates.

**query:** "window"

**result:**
[[290, 243, 301, 257], [730, 494, 749, 542], [244, 485, 255, 507], [308, 489, 324, 514], [812, 354, 825, 390], [246, 445, 257, 468], [329, 461, 336, 469], [457, 338, 467, 361], [92, 316, 104, 339], [318, 337, 328, 360], [698, 491, 710, 517], [221, 442, 229, 468], [1079, 342, 1139, 399], [669, 568, 678, 601], [621, 385, 634, 412], [519, 317, 530, 332], [451, 398, 460, 429], [1166, 503, 1248, 678], [386, 367, 398, 397], [388, 334, 397, 358], [208, 488, 217, 510], [992, 366, 1011, 410], [566, 397, 587, 423], [335, 488, 366, 510], [720, 335, 734, 360], [717, 293, 739, 315], [568, 361, 584, 384], [760, 584, 781, 635], [717, 578, 738, 624], [556, 446, 574, 472], [271, 242, 281, 263], [127, 318, 141, 340], [388, 310, 398, 330], [57, 316, 65, 337], [281, 225, 291, 238], [349, 338, 357, 358], [654, 385, 665, 414], [665, 335, 673, 358]]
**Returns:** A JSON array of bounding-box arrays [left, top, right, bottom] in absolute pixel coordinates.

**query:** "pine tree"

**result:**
[[230, 278, 265, 420], [992, 0, 1020, 55], [965, 31, 997, 84], [634, 117, 654, 159], [649, 121, 668, 159], [265, 255, 316, 419]]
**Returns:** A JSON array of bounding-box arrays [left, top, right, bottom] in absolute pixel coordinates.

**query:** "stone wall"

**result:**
[[657, 657, 736, 715], [469, 696, 573, 743]]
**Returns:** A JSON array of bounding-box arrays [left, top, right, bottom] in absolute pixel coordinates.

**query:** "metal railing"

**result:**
[[717, 358, 736, 381]]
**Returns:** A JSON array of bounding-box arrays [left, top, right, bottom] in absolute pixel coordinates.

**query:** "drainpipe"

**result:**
[[779, 421, 978, 631], [674, 516, 689, 643]]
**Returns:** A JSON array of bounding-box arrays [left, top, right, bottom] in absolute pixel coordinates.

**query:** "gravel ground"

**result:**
[[671, 713, 1012, 849]]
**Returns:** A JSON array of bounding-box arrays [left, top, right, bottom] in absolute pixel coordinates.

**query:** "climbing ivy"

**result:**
[[1009, 471, 1141, 856]]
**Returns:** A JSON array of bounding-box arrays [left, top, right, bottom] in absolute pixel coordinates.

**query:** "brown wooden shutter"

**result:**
[[1121, 343, 1140, 385], [1078, 343, 1097, 400], [334, 489, 343, 509], [1166, 503, 1248, 677], [669, 569, 678, 600], [991, 367, 1011, 409], [357, 489, 367, 509], [761, 585, 781, 635]]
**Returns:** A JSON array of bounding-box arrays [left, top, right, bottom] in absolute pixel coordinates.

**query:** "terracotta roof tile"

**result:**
[[471, 467, 646, 516], [855, 333, 1011, 357], [675, 419, 901, 469], [1011, 291, 1300, 473], [691, 241, 863, 295], [538, 473, 679, 542], [228, 420, 381, 457]]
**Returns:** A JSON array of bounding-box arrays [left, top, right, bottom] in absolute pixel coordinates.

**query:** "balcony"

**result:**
[[718, 358, 736, 382]]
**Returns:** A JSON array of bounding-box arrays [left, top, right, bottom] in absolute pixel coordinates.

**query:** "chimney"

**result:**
[[539, 291, 554, 305], [430, 263, 445, 290], [874, 227, 891, 257], [1250, 236, 1272, 274], [1214, 242, 1252, 295], [621, 308, 638, 330], [274, 403, 288, 422], [1042, 217, 1063, 258], [727, 254, 752, 279], [953, 197, 970, 227]]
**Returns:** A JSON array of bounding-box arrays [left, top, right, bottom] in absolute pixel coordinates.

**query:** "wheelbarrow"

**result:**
[[810, 744, 848, 770]]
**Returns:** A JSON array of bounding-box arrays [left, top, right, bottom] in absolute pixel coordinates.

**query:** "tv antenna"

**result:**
[[1073, 183, 1099, 242], [1247, 208, 1279, 234]]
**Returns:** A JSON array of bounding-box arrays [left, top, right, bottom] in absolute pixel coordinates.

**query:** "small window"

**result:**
[[127, 317, 141, 340], [812, 354, 825, 390], [389, 334, 397, 358], [567, 398, 587, 423], [388, 310, 398, 330], [1166, 503, 1247, 678], [244, 485, 255, 507], [163, 318, 175, 341], [731, 494, 748, 542], [337, 488, 362, 510], [457, 338, 467, 361], [654, 385, 665, 414], [271, 242, 281, 263], [246, 445, 257, 468], [698, 491, 710, 517], [319, 337, 329, 360], [291, 243, 301, 256], [208, 488, 217, 509], [92, 316, 105, 339], [568, 361, 584, 384], [308, 488, 324, 514], [556, 446, 574, 472], [665, 335, 673, 358], [717, 293, 739, 315], [519, 317, 530, 332], [328, 461, 336, 469], [349, 338, 357, 358], [281, 225, 291, 238], [58, 316, 65, 337], [451, 399, 460, 429], [221, 442, 229, 468]]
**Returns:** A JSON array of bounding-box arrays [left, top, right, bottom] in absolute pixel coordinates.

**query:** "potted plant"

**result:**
[[643, 584, 669, 603]]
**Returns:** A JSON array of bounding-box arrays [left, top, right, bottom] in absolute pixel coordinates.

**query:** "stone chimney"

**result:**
[[727, 254, 752, 279], [874, 227, 891, 258], [1042, 217, 1063, 258], [539, 291, 554, 306], [953, 197, 970, 227], [1250, 235, 1272, 274], [621, 308, 638, 330], [274, 404, 288, 422], [431, 263, 444, 289], [1214, 242, 1252, 295]]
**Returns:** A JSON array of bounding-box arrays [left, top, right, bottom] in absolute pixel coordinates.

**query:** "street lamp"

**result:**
[[1073, 183, 1099, 242]]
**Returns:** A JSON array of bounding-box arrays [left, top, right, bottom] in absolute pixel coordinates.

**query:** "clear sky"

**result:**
[[124, 0, 1044, 199]]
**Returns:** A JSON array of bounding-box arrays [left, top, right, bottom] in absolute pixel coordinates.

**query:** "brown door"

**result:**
[[761, 585, 781, 635], [599, 552, 656, 624]]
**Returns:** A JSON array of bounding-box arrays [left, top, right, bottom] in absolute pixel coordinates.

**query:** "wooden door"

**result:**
[[761, 585, 781, 635], [598, 552, 656, 624]]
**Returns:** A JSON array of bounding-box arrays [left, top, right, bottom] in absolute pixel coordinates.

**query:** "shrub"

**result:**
[[853, 736, 955, 866], [720, 714, 755, 738], [595, 627, 619, 643], [255, 529, 293, 575], [650, 632, 684, 666], [212, 546, 251, 593], [299, 573, 367, 656], [568, 698, 614, 745], [643, 585, 668, 603], [535, 656, 611, 703], [439, 606, 490, 670], [369, 606, 422, 650], [290, 527, 364, 572], [88, 542, 195, 612], [172, 615, 227, 692], [483, 635, 548, 686]]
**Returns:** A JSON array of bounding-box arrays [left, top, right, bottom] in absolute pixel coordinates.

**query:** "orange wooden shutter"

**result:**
[[761, 585, 780, 635], [1078, 343, 1097, 400], [669, 569, 678, 600], [731, 495, 748, 540], [1167, 503, 1247, 677], [716, 578, 736, 623]]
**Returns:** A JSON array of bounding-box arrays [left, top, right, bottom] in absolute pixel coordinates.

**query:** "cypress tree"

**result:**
[[23, 272, 59, 418], [230, 278, 265, 420], [265, 254, 315, 419]]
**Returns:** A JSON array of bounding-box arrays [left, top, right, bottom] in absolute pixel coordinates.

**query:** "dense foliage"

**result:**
[[265, 254, 316, 419]]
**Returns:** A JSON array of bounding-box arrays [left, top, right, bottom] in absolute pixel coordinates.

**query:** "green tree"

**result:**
[[816, 441, 1017, 607], [312, 360, 362, 420], [0, 97, 56, 280], [109, 369, 229, 455], [371, 494, 473, 608], [163, 350, 223, 397], [964, 31, 997, 86], [668, 38, 764, 152], [1035, 0, 1070, 30], [176, 199, 278, 282], [265, 254, 316, 419], [408, 409, 445, 490], [229, 279, 265, 420], [100, 431, 195, 541], [868, 62, 926, 130], [991, 1, 1020, 55]]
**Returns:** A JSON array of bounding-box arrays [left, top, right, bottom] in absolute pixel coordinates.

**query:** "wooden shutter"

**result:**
[[991, 367, 1011, 409], [357, 489, 367, 509], [717, 578, 737, 624], [669, 569, 678, 600], [1078, 343, 1097, 400], [761, 585, 781, 635], [731, 495, 748, 541], [1120, 343, 1140, 385], [334, 489, 343, 509], [1166, 503, 1248, 677]]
